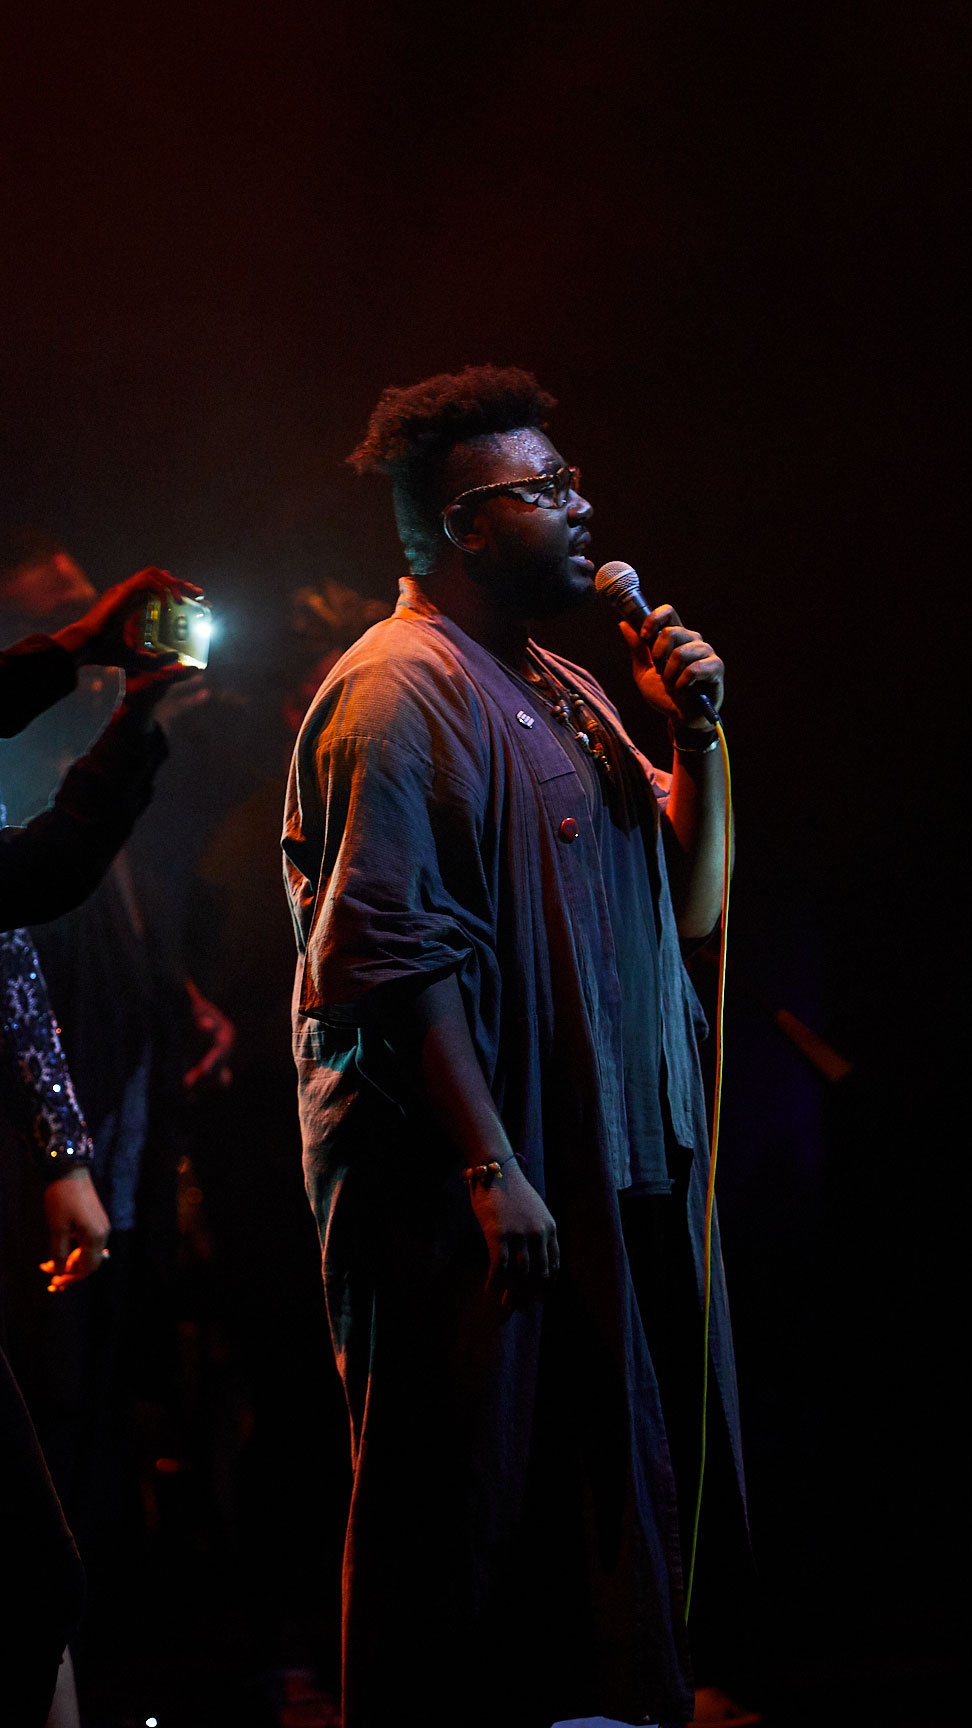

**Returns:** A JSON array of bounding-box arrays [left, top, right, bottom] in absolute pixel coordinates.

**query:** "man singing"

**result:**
[[283, 366, 748, 1728]]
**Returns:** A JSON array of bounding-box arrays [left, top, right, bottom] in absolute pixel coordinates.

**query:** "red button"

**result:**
[[558, 817, 580, 843]]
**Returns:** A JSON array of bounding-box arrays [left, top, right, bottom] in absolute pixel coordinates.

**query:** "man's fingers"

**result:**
[[671, 648, 723, 693], [533, 1227, 562, 1286], [497, 1229, 561, 1297], [638, 604, 684, 648], [513, 1237, 531, 1281], [485, 1241, 509, 1294], [531, 1234, 553, 1283], [648, 625, 701, 676], [664, 641, 714, 688]]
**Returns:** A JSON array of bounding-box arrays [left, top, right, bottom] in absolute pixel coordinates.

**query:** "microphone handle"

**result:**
[[616, 589, 722, 730]]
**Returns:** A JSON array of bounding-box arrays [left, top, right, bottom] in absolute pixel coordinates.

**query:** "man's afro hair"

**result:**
[[347, 364, 557, 476]]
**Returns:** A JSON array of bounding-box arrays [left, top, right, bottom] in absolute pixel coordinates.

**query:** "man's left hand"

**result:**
[[619, 604, 724, 730]]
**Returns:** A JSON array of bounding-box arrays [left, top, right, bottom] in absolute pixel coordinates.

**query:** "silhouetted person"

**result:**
[[1, 566, 201, 1726]]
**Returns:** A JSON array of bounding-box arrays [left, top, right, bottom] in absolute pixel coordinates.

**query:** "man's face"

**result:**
[[0, 552, 97, 623], [445, 428, 595, 620]]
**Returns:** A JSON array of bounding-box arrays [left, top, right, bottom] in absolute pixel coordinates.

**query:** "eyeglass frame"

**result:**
[[440, 464, 582, 526]]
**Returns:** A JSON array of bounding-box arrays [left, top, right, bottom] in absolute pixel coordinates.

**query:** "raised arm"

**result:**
[[0, 567, 202, 738], [1, 571, 202, 930], [619, 605, 730, 940]]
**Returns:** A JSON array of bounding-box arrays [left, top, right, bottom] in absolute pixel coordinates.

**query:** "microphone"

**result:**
[[594, 560, 721, 729]]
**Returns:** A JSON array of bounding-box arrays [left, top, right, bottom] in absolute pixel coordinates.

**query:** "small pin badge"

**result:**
[[516, 710, 536, 729]]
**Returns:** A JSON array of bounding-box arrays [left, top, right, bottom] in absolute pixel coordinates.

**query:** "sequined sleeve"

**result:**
[[0, 926, 93, 1178]]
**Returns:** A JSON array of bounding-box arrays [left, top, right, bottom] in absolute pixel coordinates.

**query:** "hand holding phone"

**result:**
[[51, 568, 209, 672], [140, 590, 212, 669]]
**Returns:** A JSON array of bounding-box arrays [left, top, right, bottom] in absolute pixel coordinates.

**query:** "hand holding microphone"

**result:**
[[595, 561, 724, 731]]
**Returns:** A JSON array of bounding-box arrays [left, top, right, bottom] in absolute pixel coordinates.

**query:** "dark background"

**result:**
[[2, 1, 965, 1721]]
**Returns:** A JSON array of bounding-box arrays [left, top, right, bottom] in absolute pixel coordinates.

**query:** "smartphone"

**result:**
[[141, 592, 212, 669]]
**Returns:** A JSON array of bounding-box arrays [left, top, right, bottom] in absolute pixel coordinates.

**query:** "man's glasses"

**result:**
[[442, 464, 581, 520]]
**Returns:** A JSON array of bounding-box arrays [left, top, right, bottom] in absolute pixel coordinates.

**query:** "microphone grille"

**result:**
[[594, 561, 640, 602]]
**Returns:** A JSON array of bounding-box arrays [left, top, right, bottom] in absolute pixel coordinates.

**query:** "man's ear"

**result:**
[[442, 504, 485, 555]]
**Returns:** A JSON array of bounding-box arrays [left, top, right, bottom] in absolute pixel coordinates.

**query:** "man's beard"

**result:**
[[470, 551, 595, 621]]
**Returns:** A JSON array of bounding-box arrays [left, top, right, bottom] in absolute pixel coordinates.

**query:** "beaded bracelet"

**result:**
[[461, 1152, 518, 1190]]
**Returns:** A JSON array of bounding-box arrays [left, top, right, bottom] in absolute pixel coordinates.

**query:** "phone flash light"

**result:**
[[141, 594, 212, 670]]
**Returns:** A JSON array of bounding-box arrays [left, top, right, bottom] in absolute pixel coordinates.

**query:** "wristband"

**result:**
[[462, 1152, 517, 1190], [669, 719, 720, 755], [673, 735, 720, 756]]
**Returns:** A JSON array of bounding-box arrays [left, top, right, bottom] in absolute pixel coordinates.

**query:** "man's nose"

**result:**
[[568, 488, 593, 522]]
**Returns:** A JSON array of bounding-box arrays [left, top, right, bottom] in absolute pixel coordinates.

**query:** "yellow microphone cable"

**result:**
[[684, 716, 733, 1622]]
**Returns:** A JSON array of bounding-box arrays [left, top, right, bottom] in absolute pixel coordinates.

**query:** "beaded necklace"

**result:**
[[521, 648, 614, 783]]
